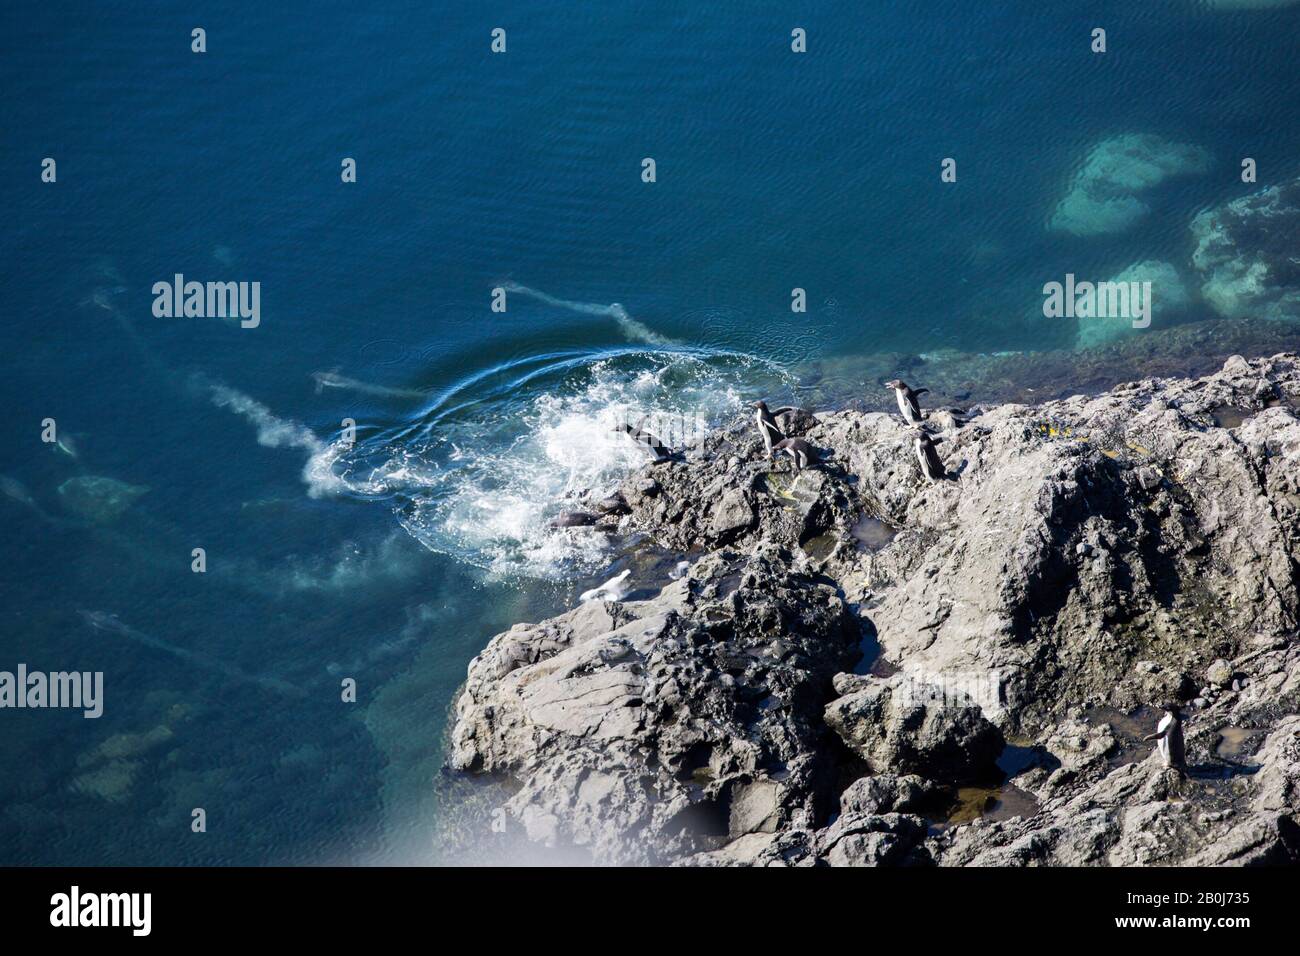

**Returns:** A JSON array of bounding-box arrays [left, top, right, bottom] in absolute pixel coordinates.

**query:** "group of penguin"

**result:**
[[613, 379, 951, 480], [752, 380, 949, 481], [611, 381, 1192, 772]]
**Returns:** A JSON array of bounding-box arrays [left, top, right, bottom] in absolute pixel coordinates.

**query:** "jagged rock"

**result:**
[[824, 673, 1004, 782], [837, 773, 941, 816], [821, 353, 1300, 734], [709, 488, 754, 539], [1207, 659, 1233, 688], [927, 718, 1300, 867], [449, 551, 859, 865], [446, 354, 1300, 866], [593, 493, 629, 515], [816, 812, 929, 867]]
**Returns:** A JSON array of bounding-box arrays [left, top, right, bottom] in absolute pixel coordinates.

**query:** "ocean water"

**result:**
[[1, 1, 1298, 864]]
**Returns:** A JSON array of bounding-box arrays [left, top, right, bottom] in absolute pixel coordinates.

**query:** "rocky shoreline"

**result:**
[[445, 353, 1300, 866]]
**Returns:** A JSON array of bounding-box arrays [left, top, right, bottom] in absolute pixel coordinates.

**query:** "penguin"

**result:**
[[1142, 704, 1187, 771], [580, 569, 632, 603], [615, 422, 672, 461], [753, 401, 796, 458], [885, 380, 928, 425], [548, 511, 599, 529], [772, 437, 818, 473], [593, 493, 629, 515], [55, 433, 82, 460], [913, 431, 947, 482]]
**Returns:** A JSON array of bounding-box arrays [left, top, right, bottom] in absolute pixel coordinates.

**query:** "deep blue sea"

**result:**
[[1, 1, 1298, 864]]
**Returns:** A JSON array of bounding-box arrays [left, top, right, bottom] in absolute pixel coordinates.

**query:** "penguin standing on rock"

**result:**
[[913, 430, 947, 482], [772, 437, 819, 473], [1142, 704, 1187, 772], [885, 380, 928, 425], [753, 401, 795, 458]]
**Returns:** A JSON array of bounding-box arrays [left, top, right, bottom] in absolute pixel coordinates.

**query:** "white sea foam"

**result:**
[[202, 352, 791, 580], [251, 533, 424, 596], [342, 351, 792, 579]]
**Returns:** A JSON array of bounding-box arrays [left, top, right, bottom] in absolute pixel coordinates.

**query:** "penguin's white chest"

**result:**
[[757, 411, 774, 451], [1157, 713, 1172, 762], [896, 390, 920, 423]]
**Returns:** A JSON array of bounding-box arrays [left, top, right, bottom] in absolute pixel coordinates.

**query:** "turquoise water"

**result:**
[[1, 1, 1298, 863]]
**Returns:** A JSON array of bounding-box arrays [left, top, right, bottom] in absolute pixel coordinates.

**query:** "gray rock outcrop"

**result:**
[[446, 353, 1300, 866]]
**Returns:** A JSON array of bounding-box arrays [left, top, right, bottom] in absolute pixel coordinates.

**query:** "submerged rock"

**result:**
[[1075, 259, 1190, 349], [57, 475, 148, 523], [1050, 133, 1211, 237], [446, 353, 1300, 866], [1192, 175, 1300, 322]]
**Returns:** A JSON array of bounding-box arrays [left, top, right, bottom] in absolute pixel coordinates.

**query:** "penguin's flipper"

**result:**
[[913, 389, 929, 397]]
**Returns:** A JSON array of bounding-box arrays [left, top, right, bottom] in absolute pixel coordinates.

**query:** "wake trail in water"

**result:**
[[199, 377, 350, 498], [80, 610, 306, 698], [83, 285, 174, 381], [502, 282, 680, 347], [312, 369, 427, 402]]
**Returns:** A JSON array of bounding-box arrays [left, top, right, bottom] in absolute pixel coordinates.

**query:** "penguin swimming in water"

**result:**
[[772, 437, 819, 473], [615, 422, 672, 461], [885, 380, 928, 425], [753, 401, 796, 458], [913, 431, 947, 482], [1142, 704, 1187, 772]]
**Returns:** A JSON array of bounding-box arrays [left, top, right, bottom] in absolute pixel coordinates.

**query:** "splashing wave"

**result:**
[[336, 348, 795, 579]]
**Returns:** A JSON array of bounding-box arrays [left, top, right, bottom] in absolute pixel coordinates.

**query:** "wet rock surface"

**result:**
[[447, 354, 1300, 865]]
